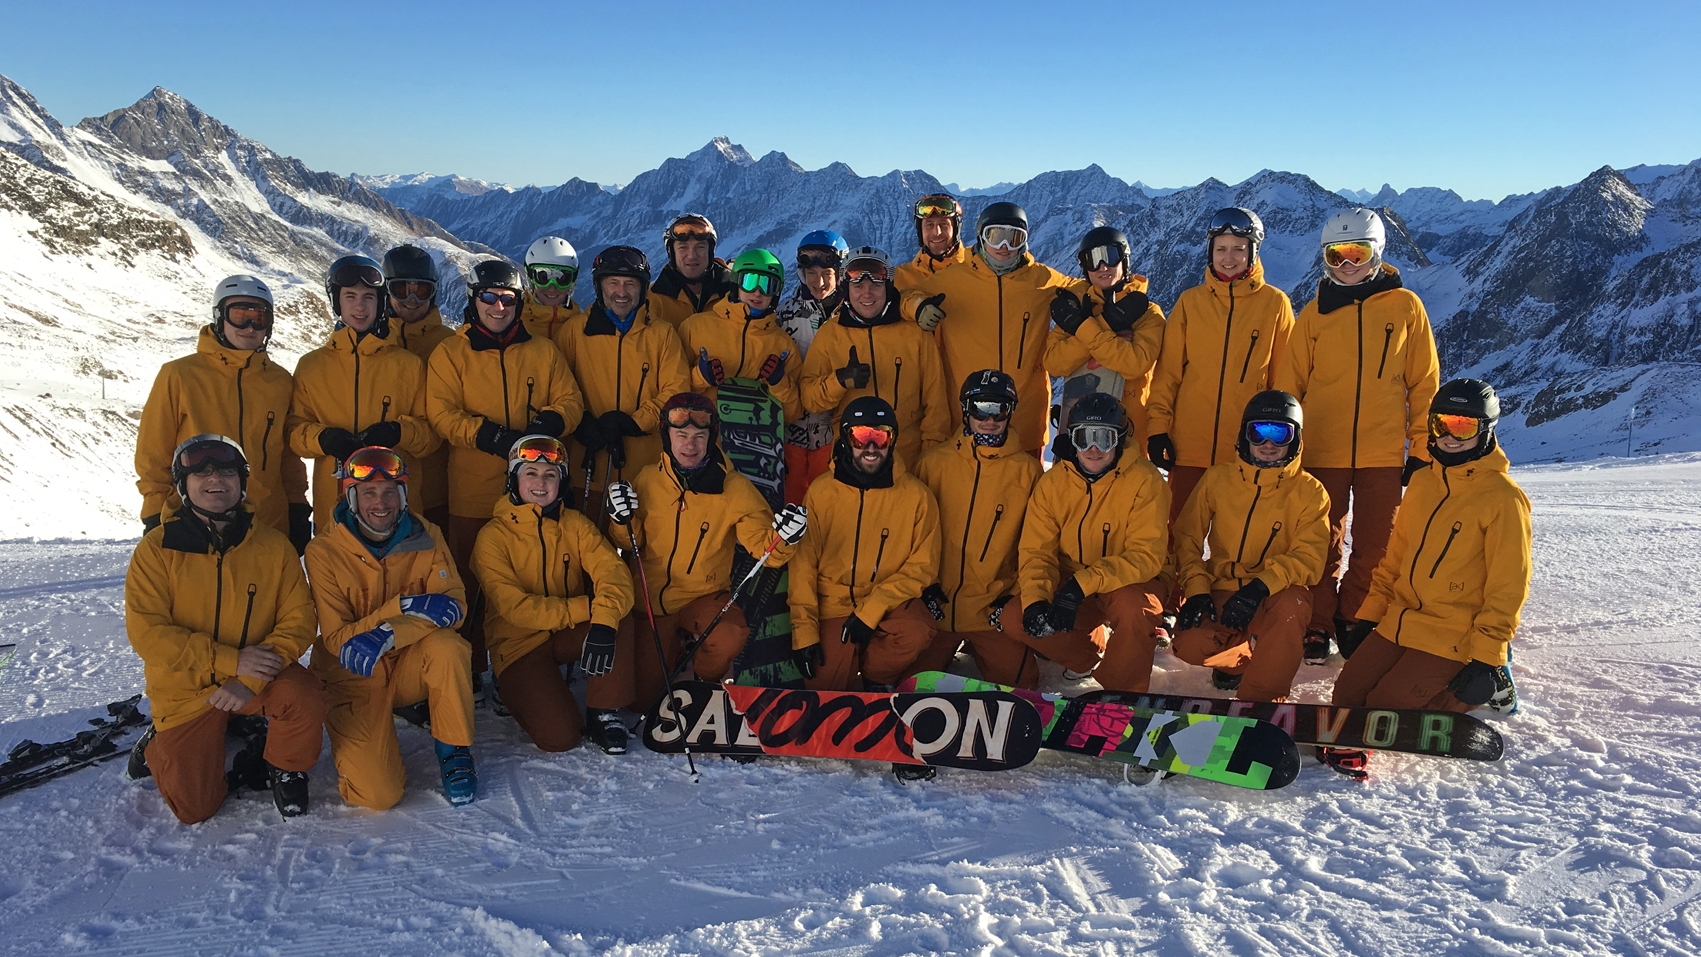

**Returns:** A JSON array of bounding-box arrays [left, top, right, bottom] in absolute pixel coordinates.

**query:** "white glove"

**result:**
[[605, 481, 639, 525], [772, 504, 808, 545]]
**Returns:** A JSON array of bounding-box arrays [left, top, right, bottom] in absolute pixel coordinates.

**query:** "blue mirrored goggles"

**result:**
[[1245, 421, 1295, 445]]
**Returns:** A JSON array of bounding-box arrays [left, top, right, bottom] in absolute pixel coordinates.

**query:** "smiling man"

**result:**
[[647, 214, 738, 331]]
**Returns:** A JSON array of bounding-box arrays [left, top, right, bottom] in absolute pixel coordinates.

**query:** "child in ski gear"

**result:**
[[127, 435, 326, 824], [776, 231, 848, 503], [472, 436, 638, 754], [648, 214, 738, 330], [680, 248, 804, 422], [1277, 207, 1441, 660], [799, 247, 953, 469], [136, 275, 311, 550], [1017, 394, 1171, 692], [383, 244, 456, 529], [790, 397, 941, 692], [303, 447, 474, 808], [520, 236, 585, 342], [608, 392, 804, 706], [1170, 391, 1330, 700], [893, 193, 973, 293], [288, 255, 439, 532], [909, 370, 1044, 686]]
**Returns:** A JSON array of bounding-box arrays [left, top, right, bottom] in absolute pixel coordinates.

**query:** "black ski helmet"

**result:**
[[1237, 390, 1303, 469], [327, 254, 390, 338], [1076, 225, 1132, 278], [1428, 378, 1501, 466], [841, 395, 898, 436], [381, 244, 438, 284], [1062, 392, 1127, 474], [959, 368, 1018, 432], [591, 245, 652, 309], [913, 193, 964, 254], [462, 259, 524, 324], [975, 201, 1028, 243], [1206, 207, 1265, 265], [171, 434, 249, 515]]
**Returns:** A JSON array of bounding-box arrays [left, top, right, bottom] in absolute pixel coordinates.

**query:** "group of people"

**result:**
[[123, 194, 1534, 822]]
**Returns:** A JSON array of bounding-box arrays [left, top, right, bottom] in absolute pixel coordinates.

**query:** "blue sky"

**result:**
[[4, 1, 1697, 201]]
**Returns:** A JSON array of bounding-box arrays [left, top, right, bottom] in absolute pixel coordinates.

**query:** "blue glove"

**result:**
[[340, 622, 395, 677], [400, 593, 464, 629], [759, 350, 789, 386], [697, 347, 725, 386]]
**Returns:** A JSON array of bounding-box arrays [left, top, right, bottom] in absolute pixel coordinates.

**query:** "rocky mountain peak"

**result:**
[[76, 87, 238, 161], [689, 136, 755, 167]]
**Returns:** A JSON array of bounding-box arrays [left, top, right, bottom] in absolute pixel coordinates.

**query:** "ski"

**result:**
[[0, 695, 148, 799], [0, 643, 16, 671], [643, 680, 1044, 771], [898, 672, 1301, 790]]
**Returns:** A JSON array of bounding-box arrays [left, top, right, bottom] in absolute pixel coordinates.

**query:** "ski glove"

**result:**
[[475, 419, 522, 458], [835, 346, 871, 389], [759, 350, 790, 387], [357, 420, 403, 450], [1219, 578, 1270, 631], [793, 642, 825, 680], [987, 594, 1013, 632], [572, 411, 607, 453], [920, 583, 948, 622], [1401, 455, 1428, 487], [915, 293, 947, 333], [1147, 433, 1176, 471], [697, 347, 726, 386], [1101, 291, 1149, 334], [1049, 578, 1087, 633], [1022, 601, 1057, 638], [605, 481, 639, 525], [287, 503, 313, 556], [598, 411, 646, 469], [1050, 288, 1088, 336], [526, 410, 567, 440], [772, 504, 808, 545], [1337, 619, 1378, 659], [841, 613, 876, 646], [340, 622, 395, 678], [1446, 660, 1498, 706], [1177, 593, 1217, 632], [400, 593, 464, 629], [318, 427, 361, 461], [580, 623, 617, 677]]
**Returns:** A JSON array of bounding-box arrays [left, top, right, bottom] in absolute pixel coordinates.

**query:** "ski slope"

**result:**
[[0, 457, 1698, 955]]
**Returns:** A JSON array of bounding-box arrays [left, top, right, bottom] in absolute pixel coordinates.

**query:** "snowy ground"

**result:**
[[1, 458, 1700, 956]]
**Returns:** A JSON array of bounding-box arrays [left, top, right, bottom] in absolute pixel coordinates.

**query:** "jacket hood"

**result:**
[[652, 259, 737, 304], [195, 325, 270, 374], [1317, 263, 1404, 314], [831, 439, 907, 490]]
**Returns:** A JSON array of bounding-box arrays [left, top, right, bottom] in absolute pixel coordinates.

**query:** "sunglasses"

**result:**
[[845, 263, 889, 285], [527, 266, 577, 289], [477, 290, 519, 308], [1070, 424, 1121, 453], [1084, 245, 1124, 271], [511, 435, 567, 465], [966, 400, 1013, 421], [738, 271, 780, 296], [666, 409, 714, 430], [1429, 413, 1483, 441], [980, 225, 1028, 251], [914, 196, 961, 219], [388, 280, 435, 301], [1324, 241, 1377, 268], [343, 446, 406, 481], [1245, 421, 1295, 445], [848, 425, 894, 450], [797, 253, 841, 270], [222, 302, 272, 331]]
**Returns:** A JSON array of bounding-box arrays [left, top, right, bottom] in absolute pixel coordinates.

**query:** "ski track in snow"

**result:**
[[1, 461, 1700, 955]]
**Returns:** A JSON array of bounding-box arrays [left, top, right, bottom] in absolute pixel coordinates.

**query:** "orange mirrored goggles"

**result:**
[[510, 435, 568, 465], [845, 263, 890, 284], [848, 425, 894, 449], [1429, 413, 1483, 441], [342, 446, 407, 484], [665, 409, 713, 430], [1323, 241, 1377, 268]]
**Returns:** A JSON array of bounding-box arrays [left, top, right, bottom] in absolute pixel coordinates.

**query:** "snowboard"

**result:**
[[643, 680, 1044, 771], [0, 643, 15, 672], [898, 672, 1300, 790], [0, 695, 148, 799], [714, 377, 801, 688], [1075, 689, 1504, 761]]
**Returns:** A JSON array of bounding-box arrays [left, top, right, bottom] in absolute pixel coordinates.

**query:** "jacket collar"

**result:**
[[584, 300, 651, 337], [835, 293, 902, 329], [1234, 451, 1305, 488], [195, 325, 266, 375], [831, 440, 904, 490], [464, 316, 531, 352], [1203, 259, 1267, 297], [331, 501, 432, 559], [652, 259, 737, 309], [391, 306, 446, 348], [328, 324, 393, 357], [1316, 263, 1403, 315], [161, 504, 254, 554]]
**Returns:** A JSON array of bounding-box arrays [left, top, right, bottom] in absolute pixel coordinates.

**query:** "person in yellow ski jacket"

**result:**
[[1170, 391, 1330, 702], [382, 245, 456, 528], [519, 236, 585, 342], [893, 192, 974, 294], [125, 435, 325, 825], [648, 214, 738, 330], [1277, 208, 1442, 659], [136, 275, 310, 548], [681, 248, 804, 423]]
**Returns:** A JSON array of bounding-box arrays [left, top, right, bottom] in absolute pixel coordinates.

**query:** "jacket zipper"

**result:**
[[866, 327, 878, 396], [951, 455, 985, 632], [684, 522, 710, 574], [1239, 329, 1260, 383], [1100, 523, 1111, 560], [871, 529, 890, 581], [1017, 311, 1031, 368], [381, 396, 392, 423], [996, 275, 1005, 369], [848, 489, 866, 607], [891, 357, 903, 415], [536, 513, 551, 596], [525, 377, 537, 421], [1253, 522, 1283, 568], [1210, 283, 1237, 466], [211, 551, 226, 645], [738, 321, 751, 376], [1396, 469, 1453, 642], [1429, 522, 1463, 578], [1352, 302, 1365, 468], [977, 504, 1004, 563], [1075, 478, 1095, 565], [352, 348, 363, 432], [260, 413, 274, 471], [661, 498, 685, 609], [1377, 323, 1395, 379], [635, 363, 650, 412], [499, 349, 512, 428], [237, 584, 257, 649], [1233, 483, 1266, 567], [235, 365, 247, 455]]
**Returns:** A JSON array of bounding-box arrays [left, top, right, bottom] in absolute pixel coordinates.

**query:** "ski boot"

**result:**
[[269, 764, 310, 818], [1486, 664, 1519, 715], [1155, 612, 1177, 649], [471, 669, 487, 707], [587, 709, 629, 755], [434, 740, 477, 806], [1318, 746, 1368, 781], [127, 725, 155, 780], [1302, 629, 1334, 664], [1211, 668, 1242, 691], [488, 671, 511, 718], [893, 764, 936, 784], [392, 701, 432, 731]]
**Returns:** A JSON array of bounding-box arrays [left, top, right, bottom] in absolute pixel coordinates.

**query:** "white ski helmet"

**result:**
[[1320, 208, 1387, 260], [212, 274, 273, 309], [524, 236, 579, 270]]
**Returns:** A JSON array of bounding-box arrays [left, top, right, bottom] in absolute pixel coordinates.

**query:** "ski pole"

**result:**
[[669, 535, 781, 682], [624, 521, 699, 782], [581, 451, 596, 518], [595, 456, 614, 529]]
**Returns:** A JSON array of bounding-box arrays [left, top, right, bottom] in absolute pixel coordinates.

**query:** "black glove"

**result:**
[[1220, 579, 1270, 631], [1050, 288, 1088, 336], [598, 411, 645, 469], [318, 427, 361, 461], [1147, 433, 1176, 470], [920, 584, 947, 622], [288, 503, 313, 555], [1049, 578, 1086, 633], [1022, 601, 1057, 638], [987, 593, 1013, 631], [1177, 593, 1217, 632], [835, 346, 871, 389], [1337, 619, 1378, 659], [526, 409, 567, 439], [580, 623, 617, 677], [356, 420, 402, 449], [142, 513, 161, 533], [1402, 455, 1428, 487], [573, 411, 606, 453], [793, 643, 825, 679], [841, 614, 876, 646], [1101, 291, 1149, 334], [475, 418, 521, 457], [1447, 660, 1498, 706]]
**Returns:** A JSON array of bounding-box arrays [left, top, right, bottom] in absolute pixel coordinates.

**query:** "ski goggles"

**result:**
[[667, 222, 714, 244], [1209, 208, 1260, 237], [221, 301, 272, 331], [914, 195, 963, 219], [329, 259, 385, 289], [527, 265, 578, 289], [845, 262, 890, 285], [178, 439, 246, 475], [477, 289, 519, 307], [342, 446, 407, 482], [387, 279, 435, 302], [1429, 413, 1485, 441], [665, 407, 714, 430], [966, 400, 1013, 422], [737, 271, 781, 296], [1324, 241, 1377, 268], [847, 425, 894, 450], [979, 225, 1028, 251], [509, 435, 567, 465], [797, 252, 842, 270], [1070, 424, 1122, 453], [1245, 420, 1296, 445], [1083, 245, 1125, 271]]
